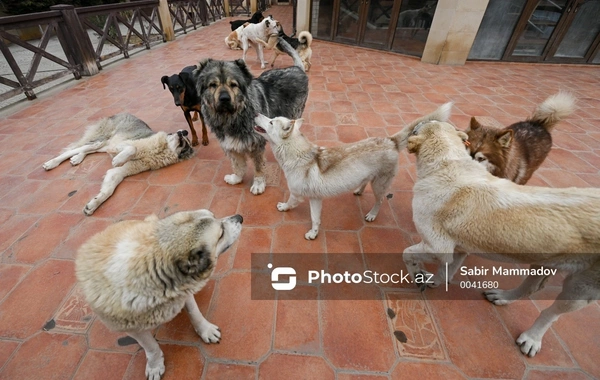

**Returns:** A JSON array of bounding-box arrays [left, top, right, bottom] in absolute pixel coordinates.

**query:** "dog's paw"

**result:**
[[42, 160, 58, 171], [83, 201, 97, 216], [70, 153, 85, 166], [277, 202, 290, 212], [250, 177, 266, 195], [516, 331, 542, 357], [224, 174, 243, 185], [145, 351, 165, 380], [111, 156, 126, 167], [483, 289, 513, 306], [365, 212, 377, 222], [305, 229, 318, 240], [260, 63, 267, 69], [197, 322, 221, 344]]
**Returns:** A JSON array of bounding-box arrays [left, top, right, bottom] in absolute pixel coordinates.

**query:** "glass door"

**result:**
[[503, 0, 600, 63], [547, 0, 600, 62], [335, 0, 367, 43]]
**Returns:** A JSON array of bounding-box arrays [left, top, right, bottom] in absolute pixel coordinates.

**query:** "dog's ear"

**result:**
[[195, 58, 212, 74], [178, 247, 212, 275], [265, 19, 270, 27], [497, 130, 513, 148], [179, 71, 192, 83], [233, 59, 254, 83], [285, 118, 303, 138], [407, 135, 425, 154], [161, 76, 169, 89], [467, 116, 481, 131]]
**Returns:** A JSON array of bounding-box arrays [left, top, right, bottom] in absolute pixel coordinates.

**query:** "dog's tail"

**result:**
[[528, 92, 575, 132], [277, 37, 305, 72], [389, 102, 453, 151], [298, 31, 313, 47]]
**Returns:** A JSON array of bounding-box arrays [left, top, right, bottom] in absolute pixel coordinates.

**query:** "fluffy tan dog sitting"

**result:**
[[77, 210, 243, 380], [400, 103, 600, 358]]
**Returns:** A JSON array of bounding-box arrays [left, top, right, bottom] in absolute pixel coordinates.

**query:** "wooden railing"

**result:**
[[0, 0, 225, 103]]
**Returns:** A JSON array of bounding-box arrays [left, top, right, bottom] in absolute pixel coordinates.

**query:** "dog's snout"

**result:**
[[232, 214, 243, 224], [178, 130, 188, 137], [219, 91, 231, 103]]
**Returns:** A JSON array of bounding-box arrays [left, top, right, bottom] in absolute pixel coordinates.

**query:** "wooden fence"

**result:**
[[0, 0, 225, 103]]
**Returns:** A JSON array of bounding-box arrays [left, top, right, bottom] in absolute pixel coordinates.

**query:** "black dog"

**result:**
[[229, 10, 264, 31], [161, 66, 208, 146]]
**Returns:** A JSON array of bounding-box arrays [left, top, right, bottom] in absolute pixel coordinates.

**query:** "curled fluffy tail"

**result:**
[[298, 31, 312, 47], [528, 92, 575, 131], [390, 102, 453, 151], [277, 37, 305, 72]]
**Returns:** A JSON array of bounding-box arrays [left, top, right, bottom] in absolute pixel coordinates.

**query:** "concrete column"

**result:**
[[422, 0, 489, 65], [296, 0, 310, 32], [158, 0, 175, 42]]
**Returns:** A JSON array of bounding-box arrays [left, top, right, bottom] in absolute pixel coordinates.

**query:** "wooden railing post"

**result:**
[[158, 0, 175, 41], [50, 4, 99, 76]]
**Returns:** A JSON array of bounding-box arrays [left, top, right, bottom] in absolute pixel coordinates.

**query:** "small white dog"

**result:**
[[253, 106, 450, 239], [239, 15, 280, 69], [43, 113, 194, 215]]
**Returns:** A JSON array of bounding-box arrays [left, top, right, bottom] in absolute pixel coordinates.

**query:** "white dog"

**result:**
[[239, 15, 280, 69], [253, 105, 450, 239], [43, 113, 194, 215], [401, 103, 600, 357]]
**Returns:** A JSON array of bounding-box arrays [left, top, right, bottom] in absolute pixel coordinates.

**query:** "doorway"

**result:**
[[311, 0, 438, 57], [503, 0, 600, 63]]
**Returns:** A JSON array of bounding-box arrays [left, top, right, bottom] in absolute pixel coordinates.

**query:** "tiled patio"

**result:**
[[1, 4, 600, 380]]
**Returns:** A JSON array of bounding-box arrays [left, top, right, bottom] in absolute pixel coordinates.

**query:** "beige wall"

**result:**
[[422, 0, 489, 65]]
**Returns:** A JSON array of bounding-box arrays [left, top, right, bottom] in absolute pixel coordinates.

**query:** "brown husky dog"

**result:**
[[466, 92, 575, 184]]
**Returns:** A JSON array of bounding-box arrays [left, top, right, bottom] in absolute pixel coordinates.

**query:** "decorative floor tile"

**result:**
[[386, 291, 447, 361]]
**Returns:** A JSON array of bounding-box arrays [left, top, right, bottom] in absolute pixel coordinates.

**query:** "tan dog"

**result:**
[[225, 23, 248, 50], [466, 92, 575, 184], [253, 104, 450, 239], [401, 104, 600, 358], [76, 210, 243, 380]]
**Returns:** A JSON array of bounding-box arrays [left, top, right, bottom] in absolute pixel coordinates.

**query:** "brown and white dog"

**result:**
[[225, 23, 248, 50], [466, 92, 575, 184], [400, 103, 600, 358]]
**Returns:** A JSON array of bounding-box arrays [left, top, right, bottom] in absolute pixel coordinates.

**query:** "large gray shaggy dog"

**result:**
[[195, 38, 309, 195]]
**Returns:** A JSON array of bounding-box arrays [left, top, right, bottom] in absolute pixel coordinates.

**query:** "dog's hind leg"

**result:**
[[484, 267, 550, 306], [305, 198, 322, 240], [365, 174, 394, 221], [42, 141, 104, 170], [250, 149, 266, 195], [353, 180, 368, 196], [515, 268, 597, 357], [127, 330, 165, 380], [224, 150, 247, 186], [185, 294, 221, 343], [183, 110, 200, 146]]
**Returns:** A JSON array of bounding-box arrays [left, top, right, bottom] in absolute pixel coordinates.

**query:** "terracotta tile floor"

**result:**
[[1, 5, 600, 380]]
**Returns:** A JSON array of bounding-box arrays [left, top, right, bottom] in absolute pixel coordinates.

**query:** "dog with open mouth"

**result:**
[[253, 103, 451, 239]]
